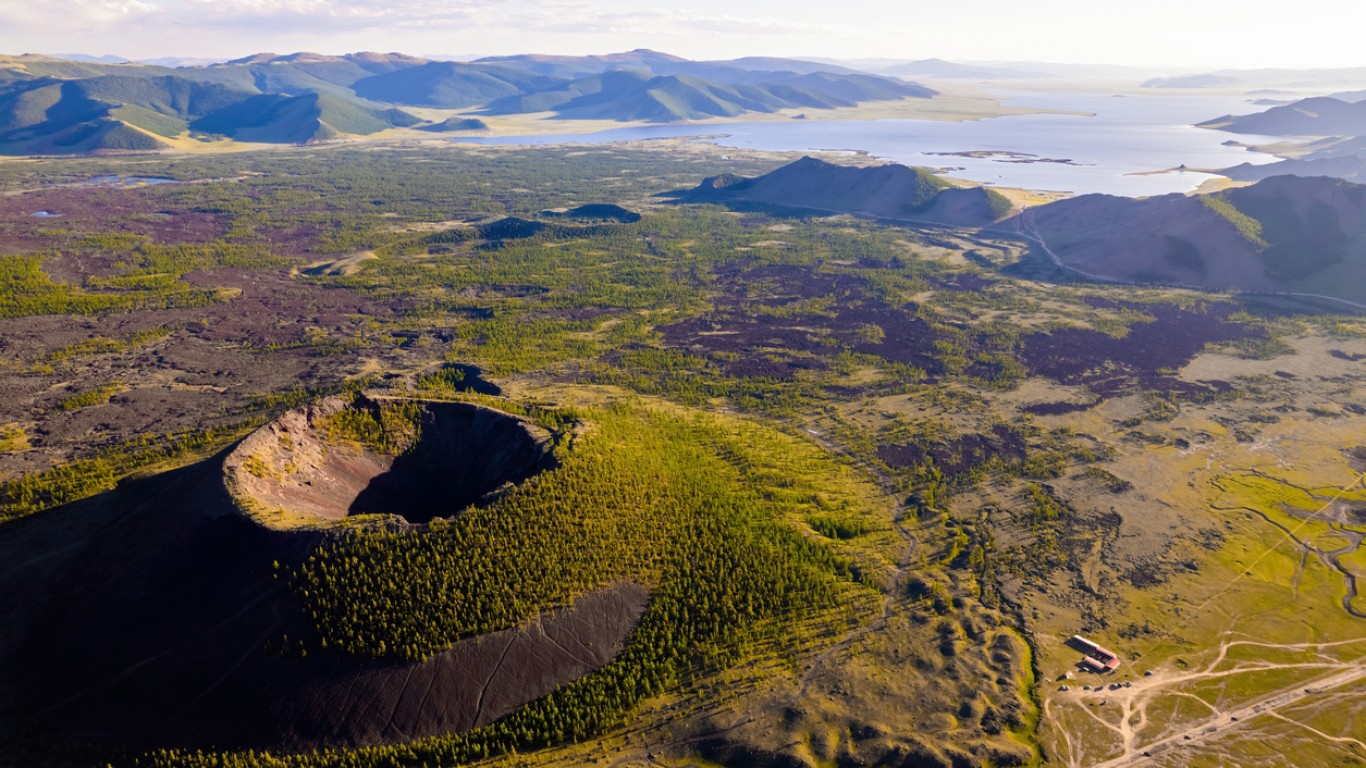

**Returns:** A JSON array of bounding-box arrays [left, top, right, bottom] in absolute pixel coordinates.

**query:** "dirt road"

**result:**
[[1091, 662, 1366, 767]]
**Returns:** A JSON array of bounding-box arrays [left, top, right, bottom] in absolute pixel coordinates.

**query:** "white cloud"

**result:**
[[2, 0, 510, 35], [2, 0, 157, 26], [497, 5, 829, 38], [0, 0, 846, 57], [0, 0, 1360, 68], [0, 0, 827, 36], [162, 0, 502, 31]]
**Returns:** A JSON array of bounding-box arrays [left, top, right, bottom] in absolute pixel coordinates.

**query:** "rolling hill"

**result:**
[[0, 75, 251, 153], [486, 71, 933, 122], [191, 92, 421, 144], [1220, 133, 1366, 184], [482, 70, 651, 114], [194, 51, 428, 95], [1307, 134, 1366, 158], [1222, 155, 1366, 184], [469, 48, 692, 80], [1328, 89, 1366, 103], [0, 70, 421, 153], [47, 53, 131, 64], [0, 54, 176, 87], [720, 56, 861, 75], [1004, 174, 1366, 305], [533, 74, 830, 121], [471, 48, 863, 83], [1200, 96, 1366, 136], [680, 156, 1013, 227], [766, 70, 935, 101], [351, 61, 556, 108]]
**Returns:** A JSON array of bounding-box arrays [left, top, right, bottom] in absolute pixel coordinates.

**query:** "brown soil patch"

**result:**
[[298, 251, 377, 277]]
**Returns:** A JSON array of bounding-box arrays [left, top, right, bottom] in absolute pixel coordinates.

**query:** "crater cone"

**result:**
[[225, 395, 556, 527], [0, 396, 645, 760]]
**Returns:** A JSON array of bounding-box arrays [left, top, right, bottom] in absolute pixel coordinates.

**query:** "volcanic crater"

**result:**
[[0, 395, 654, 760], [225, 394, 557, 527]]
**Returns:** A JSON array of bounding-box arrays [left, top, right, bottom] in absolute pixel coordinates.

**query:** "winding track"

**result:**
[[1054, 475, 1366, 765], [1089, 661, 1366, 768], [1011, 209, 1366, 313]]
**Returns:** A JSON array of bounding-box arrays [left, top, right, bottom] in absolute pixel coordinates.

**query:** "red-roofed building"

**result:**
[[1071, 634, 1121, 672]]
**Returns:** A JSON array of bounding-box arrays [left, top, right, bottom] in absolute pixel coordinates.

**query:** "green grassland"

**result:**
[[1030, 411, 1366, 767]]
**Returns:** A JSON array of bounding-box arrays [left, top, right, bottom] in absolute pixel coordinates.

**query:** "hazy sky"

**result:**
[[0, 0, 1360, 69]]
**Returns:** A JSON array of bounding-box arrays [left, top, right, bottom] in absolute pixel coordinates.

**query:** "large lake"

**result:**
[[454, 91, 1287, 197]]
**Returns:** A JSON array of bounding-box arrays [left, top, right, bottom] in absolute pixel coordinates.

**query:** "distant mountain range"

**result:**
[[483, 70, 932, 121], [1141, 74, 1246, 89], [0, 49, 934, 155], [1221, 155, 1366, 185], [816, 58, 1165, 80], [45, 53, 225, 68], [1198, 95, 1366, 185], [47, 53, 133, 65], [1218, 131, 1366, 185], [349, 60, 556, 108], [678, 156, 1013, 228], [1143, 66, 1366, 89], [470, 49, 862, 81], [871, 59, 1049, 80], [1002, 175, 1366, 306]]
